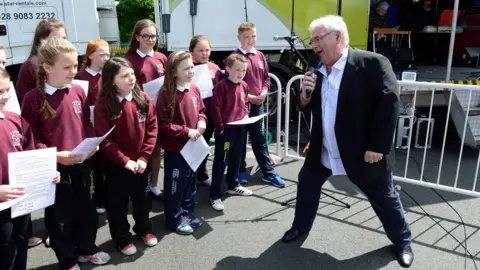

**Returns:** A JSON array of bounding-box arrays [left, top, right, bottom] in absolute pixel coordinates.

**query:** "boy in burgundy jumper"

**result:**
[[232, 22, 285, 187], [94, 57, 158, 256], [0, 66, 61, 270], [209, 54, 253, 211], [21, 37, 110, 270], [76, 39, 110, 215], [157, 51, 206, 235]]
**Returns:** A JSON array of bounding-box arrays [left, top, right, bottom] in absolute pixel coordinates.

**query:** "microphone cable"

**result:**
[[396, 151, 477, 270]]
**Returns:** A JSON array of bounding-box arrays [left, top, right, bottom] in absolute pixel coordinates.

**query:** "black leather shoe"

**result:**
[[395, 245, 414, 268], [281, 227, 307, 243]]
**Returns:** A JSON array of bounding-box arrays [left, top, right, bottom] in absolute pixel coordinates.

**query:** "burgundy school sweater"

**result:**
[[75, 70, 102, 107], [124, 50, 167, 88], [194, 61, 222, 111], [16, 56, 38, 102], [21, 84, 95, 151], [94, 92, 158, 166], [0, 111, 35, 185], [156, 84, 207, 152], [211, 78, 249, 131], [232, 48, 271, 96]]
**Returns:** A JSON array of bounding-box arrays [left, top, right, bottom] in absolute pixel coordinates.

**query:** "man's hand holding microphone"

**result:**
[[299, 67, 317, 108]]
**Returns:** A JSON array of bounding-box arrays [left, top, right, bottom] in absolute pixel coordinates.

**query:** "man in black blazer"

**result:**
[[281, 15, 414, 268]]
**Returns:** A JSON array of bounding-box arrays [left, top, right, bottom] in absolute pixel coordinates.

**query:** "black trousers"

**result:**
[[105, 161, 152, 249], [0, 210, 29, 270], [45, 162, 100, 270], [91, 150, 107, 208], [197, 109, 215, 182], [292, 164, 412, 250]]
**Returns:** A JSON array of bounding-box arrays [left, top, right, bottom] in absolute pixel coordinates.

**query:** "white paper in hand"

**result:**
[[8, 147, 57, 218], [143, 76, 164, 106], [193, 64, 214, 99], [0, 194, 28, 212], [71, 126, 115, 163], [227, 113, 268, 125], [180, 136, 211, 171], [73, 79, 89, 97]]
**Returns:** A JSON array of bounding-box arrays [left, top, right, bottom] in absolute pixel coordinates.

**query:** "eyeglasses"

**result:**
[[139, 34, 158, 41], [309, 31, 335, 45]]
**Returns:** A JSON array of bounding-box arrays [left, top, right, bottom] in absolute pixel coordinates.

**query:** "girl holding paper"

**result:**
[[21, 37, 110, 269], [76, 39, 111, 215], [189, 35, 222, 186], [0, 67, 61, 270], [124, 19, 167, 201], [94, 57, 158, 256], [157, 51, 206, 235]]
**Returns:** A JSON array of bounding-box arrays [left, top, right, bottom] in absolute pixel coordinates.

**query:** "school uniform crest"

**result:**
[[10, 130, 21, 147], [192, 96, 198, 107], [72, 100, 82, 114], [157, 63, 164, 74], [137, 111, 147, 122], [258, 61, 264, 69]]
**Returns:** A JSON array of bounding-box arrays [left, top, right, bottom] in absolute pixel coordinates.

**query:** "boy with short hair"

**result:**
[[232, 22, 285, 188], [209, 53, 253, 211]]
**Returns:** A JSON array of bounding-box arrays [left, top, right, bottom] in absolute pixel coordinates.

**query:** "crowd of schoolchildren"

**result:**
[[0, 17, 286, 270]]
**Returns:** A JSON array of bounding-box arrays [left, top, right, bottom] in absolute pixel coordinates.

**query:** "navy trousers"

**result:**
[[240, 103, 274, 175], [210, 127, 245, 200], [293, 164, 412, 250], [163, 151, 197, 230]]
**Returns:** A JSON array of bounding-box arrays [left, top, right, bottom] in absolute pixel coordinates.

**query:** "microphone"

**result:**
[[273, 35, 298, 42], [305, 57, 320, 99]]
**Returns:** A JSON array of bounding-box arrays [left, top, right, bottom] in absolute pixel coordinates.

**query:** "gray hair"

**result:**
[[309, 15, 349, 45]]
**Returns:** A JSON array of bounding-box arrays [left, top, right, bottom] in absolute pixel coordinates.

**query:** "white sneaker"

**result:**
[[227, 186, 253, 196], [120, 243, 137, 256], [78, 251, 111, 265], [96, 207, 106, 215], [210, 199, 224, 211]]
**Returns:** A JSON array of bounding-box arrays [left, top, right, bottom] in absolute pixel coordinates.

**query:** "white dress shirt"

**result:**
[[318, 47, 349, 175]]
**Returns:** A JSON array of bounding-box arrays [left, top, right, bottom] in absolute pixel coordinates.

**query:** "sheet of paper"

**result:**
[[193, 64, 214, 99], [73, 79, 89, 97], [0, 194, 28, 212], [180, 136, 211, 172], [8, 147, 57, 218], [89, 105, 95, 126], [227, 113, 268, 125], [143, 76, 164, 106], [4, 82, 21, 115], [71, 126, 115, 163]]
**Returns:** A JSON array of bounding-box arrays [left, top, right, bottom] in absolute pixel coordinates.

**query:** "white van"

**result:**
[[1, 0, 119, 77]]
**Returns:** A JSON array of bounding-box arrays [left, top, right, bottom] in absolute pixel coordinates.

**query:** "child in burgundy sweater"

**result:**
[[21, 37, 110, 270], [16, 18, 67, 103], [75, 39, 110, 215], [209, 53, 253, 211], [124, 19, 167, 200], [189, 35, 222, 186], [15, 18, 67, 248], [0, 67, 61, 270], [232, 22, 285, 188], [94, 57, 158, 256], [157, 51, 206, 235]]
